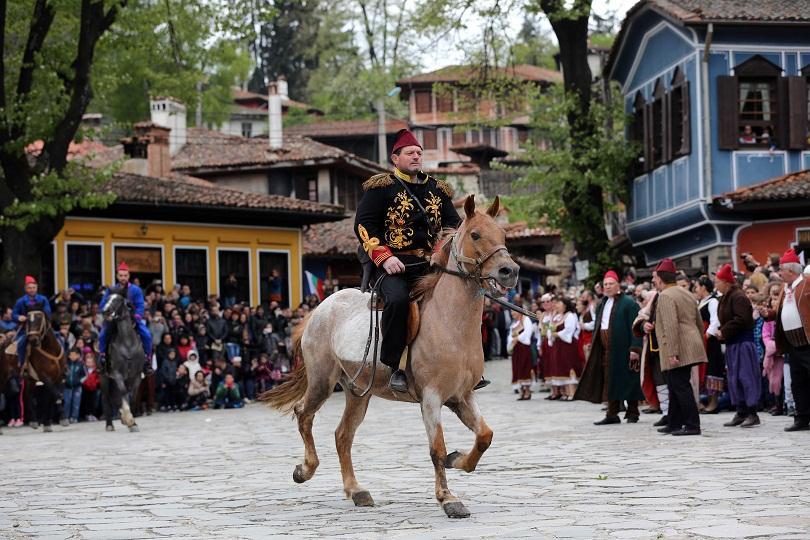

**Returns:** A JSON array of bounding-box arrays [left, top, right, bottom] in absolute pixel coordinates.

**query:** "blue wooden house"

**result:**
[[608, 0, 810, 271]]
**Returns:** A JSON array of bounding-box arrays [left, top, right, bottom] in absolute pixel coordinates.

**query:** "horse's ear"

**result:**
[[486, 196, 500, 218], [463, 194, 476, 219]]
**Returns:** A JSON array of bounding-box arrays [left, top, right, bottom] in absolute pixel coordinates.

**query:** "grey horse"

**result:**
[[100, 294, 143, 432]]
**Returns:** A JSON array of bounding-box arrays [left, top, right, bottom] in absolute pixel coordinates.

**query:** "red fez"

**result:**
[[603, 270, 619, 283], [716, 264, 735, 284], [24, 275, 37, 285], [392, 129, 421, 153], [780, 248, 800, 265], [117, 262, 129, 272], [655, 258, 677, 274]]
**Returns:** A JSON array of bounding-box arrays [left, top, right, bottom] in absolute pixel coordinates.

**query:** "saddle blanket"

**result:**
[[4, 341, 16, 356]]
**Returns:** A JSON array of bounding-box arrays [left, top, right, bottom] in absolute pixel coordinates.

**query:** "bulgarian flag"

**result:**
[[304, 271, 325, 301]]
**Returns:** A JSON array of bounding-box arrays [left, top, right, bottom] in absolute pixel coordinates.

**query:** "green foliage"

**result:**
[[0, 163, 117, 231], [91, 0, 251, 128], [503, 83, 637, 273], [511, 16, 558, 70]]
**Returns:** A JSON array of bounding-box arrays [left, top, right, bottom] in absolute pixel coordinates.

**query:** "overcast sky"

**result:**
[[422, 0, 639, 70]]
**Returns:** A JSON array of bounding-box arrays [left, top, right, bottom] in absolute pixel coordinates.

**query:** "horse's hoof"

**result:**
[[445, 451, 463, 469], [128, 425, 139, 433], [106, 424, 115, 432], [60, 418, 69, 427], [442, 501, 470, 519], [351, 490, 375, 507], [43, 425, 53, 433], [29, 422, 39, 429], [292, 464, 307, 484]]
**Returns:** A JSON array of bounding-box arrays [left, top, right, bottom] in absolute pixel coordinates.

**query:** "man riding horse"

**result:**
[[12, 275, 52, 367], [354, 128, 489, 392], [99, 262, 152, 374]]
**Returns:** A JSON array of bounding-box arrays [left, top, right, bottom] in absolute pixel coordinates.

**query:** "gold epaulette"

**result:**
[[435, 178, 454, 198], [362, 173, 394, 191]]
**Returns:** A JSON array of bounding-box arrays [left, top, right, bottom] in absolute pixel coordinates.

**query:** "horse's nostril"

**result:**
[[498, 266, 514, 277]]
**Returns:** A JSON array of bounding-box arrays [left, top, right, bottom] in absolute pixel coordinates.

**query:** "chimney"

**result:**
[[267, 81, 283, 149], [149, 97, 186, 156], [121, 122, 171, 178], [276, 75, 288, 99]]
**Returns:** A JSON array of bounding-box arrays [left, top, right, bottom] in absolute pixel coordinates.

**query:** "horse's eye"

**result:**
[[471, 231, 481, 241]]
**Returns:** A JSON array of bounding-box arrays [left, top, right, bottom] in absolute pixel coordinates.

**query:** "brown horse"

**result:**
[[18, 311, 66, 432], [261, 195, 519, 518], [0, 332, 17, 435]]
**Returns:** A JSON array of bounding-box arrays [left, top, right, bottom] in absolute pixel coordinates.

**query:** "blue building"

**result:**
[[608, 0, 810, 271]]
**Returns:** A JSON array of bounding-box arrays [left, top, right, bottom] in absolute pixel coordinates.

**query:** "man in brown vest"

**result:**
[[769, 249, 810, 432]]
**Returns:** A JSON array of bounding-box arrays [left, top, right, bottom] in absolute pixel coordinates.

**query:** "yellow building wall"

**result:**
[[54, 217, 303, 306]]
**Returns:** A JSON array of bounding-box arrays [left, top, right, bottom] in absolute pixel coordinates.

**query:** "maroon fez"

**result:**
[[392, 129, 422, 153], [654, 258, 676, 274]]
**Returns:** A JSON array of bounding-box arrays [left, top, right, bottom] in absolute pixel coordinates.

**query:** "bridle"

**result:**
[[432, 229, 509, 296], [25, 311, 47, 343], [23, 311, 64, 377]]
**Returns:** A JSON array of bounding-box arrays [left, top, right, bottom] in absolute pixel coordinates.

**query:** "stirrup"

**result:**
[[388, 370, 408, 393], [473, 377, 491, 391]]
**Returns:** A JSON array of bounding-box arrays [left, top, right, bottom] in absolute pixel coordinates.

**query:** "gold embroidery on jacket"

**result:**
[[385, 191, 414, 249], [425, 192, 442, 230]]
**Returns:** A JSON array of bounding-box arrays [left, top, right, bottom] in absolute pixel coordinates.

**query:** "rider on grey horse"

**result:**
[[11, 275, 52, 366], [98, 262, 152, 373]]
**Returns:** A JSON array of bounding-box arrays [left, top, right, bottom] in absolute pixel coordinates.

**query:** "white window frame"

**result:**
[[172, 245, 211, 295], [257, 248, 293, 306], [110, 242, 166, 288], [215, 247, 254, 304], [64, 241, 106, 292]]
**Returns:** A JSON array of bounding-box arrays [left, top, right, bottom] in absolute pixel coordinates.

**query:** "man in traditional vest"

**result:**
[[12, 275, 52, 366], [769, 249, 810, 432], [354, 128, 489, 392], [98, 262, 153, 373]]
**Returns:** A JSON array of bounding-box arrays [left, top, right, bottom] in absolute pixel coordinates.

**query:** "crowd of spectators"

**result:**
[[1, 280, 321, 427], [487, 251, 809, 432]]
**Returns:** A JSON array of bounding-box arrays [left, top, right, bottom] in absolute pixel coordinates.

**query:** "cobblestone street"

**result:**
[[2, 358, 809, 539]]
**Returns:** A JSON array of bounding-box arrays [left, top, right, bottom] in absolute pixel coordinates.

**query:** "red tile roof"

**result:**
[[232, 87, 321, 113], [716, 168, 810, 204], [397, 64, 562, 85], [106, 171, 345, 217], [304, 215, 359, 257], [285, 118, 410, 138], [170, 127, 386, 174]]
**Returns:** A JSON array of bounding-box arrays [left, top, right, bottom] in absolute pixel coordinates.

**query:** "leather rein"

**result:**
[[23, 311, 64, 381]]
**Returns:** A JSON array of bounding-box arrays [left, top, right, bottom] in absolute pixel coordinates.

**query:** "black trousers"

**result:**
[[789, 346, 810, 425], [607, 400, 639, 419], [379, 268, 425, 368], [665, 364, 700, 430]]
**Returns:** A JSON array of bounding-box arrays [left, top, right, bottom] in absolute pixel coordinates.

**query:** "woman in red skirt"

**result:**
[[545, 296, 582, 400], [509, 310, 536, 401]]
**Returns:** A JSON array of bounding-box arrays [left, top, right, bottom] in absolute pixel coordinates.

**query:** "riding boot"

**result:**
[[388, 369, 408, 393]]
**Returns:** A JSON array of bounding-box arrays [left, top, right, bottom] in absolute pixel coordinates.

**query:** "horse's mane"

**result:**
[[412, 228, 456, 301]]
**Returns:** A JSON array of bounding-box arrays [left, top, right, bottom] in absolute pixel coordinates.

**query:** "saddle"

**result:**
[[4, 340, 16, 356]]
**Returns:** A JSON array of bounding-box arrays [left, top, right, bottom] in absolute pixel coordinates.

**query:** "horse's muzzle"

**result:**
[[492, 263, 519, 289]]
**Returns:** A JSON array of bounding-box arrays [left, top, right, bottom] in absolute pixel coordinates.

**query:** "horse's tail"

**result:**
[[258, 311, 312, 415]]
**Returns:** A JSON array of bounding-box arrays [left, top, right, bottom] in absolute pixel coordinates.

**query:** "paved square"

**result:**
[[2, 359, 809, 539]]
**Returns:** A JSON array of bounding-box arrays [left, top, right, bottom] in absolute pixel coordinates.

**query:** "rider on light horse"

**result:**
[[12, 275, 52, 366], [98, 262, 152, 374]]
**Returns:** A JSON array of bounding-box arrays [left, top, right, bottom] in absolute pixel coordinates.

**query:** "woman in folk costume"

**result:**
[[534, 293, 554, 389], [544, 296, 582, 401], [760, 282, 784, 415], [695, 275, 723, 413], [632, 288, 668, 423], [509, 310, 537, 401]]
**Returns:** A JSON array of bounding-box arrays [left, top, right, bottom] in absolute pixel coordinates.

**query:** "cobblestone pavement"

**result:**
[[2, 358, 810, 539]]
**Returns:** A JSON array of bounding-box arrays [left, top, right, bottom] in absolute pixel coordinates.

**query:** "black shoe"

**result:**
[[784, 422, 810, 432], [593, 416, 621, 425], [625, 417, 639, 423], [473, 377, 491, 390], [657, 426, 674, 434], [642, 407, 661, 414], [671, 427, 701, 436], [388, 370, 408, 393], [740, 414, 761, 428], [653, 415, 669, 427], [723, 414, 745, 427]]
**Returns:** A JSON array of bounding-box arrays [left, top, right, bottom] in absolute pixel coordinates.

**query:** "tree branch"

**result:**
[[358, 1, 378, 68], [391, 0, 405, 67], [0, 0, 6, 111], [16, 0, 56, 100], [43, 0, 127, 174]]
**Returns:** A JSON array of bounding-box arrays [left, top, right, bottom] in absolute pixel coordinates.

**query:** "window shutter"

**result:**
[[681, 81, 691, 155], [787, 76, 808, 149], [777, 76, 790, 149], [663, 92, 672, 163], [717, 75, 739, 149], [644, 102, 653, 172]]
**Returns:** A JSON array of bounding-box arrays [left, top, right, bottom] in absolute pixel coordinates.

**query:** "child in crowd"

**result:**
[[214, 374, 243, 409], [81, 351, 101, 421], [62, 347, 86, 424], [186, 370, 210, 410]]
